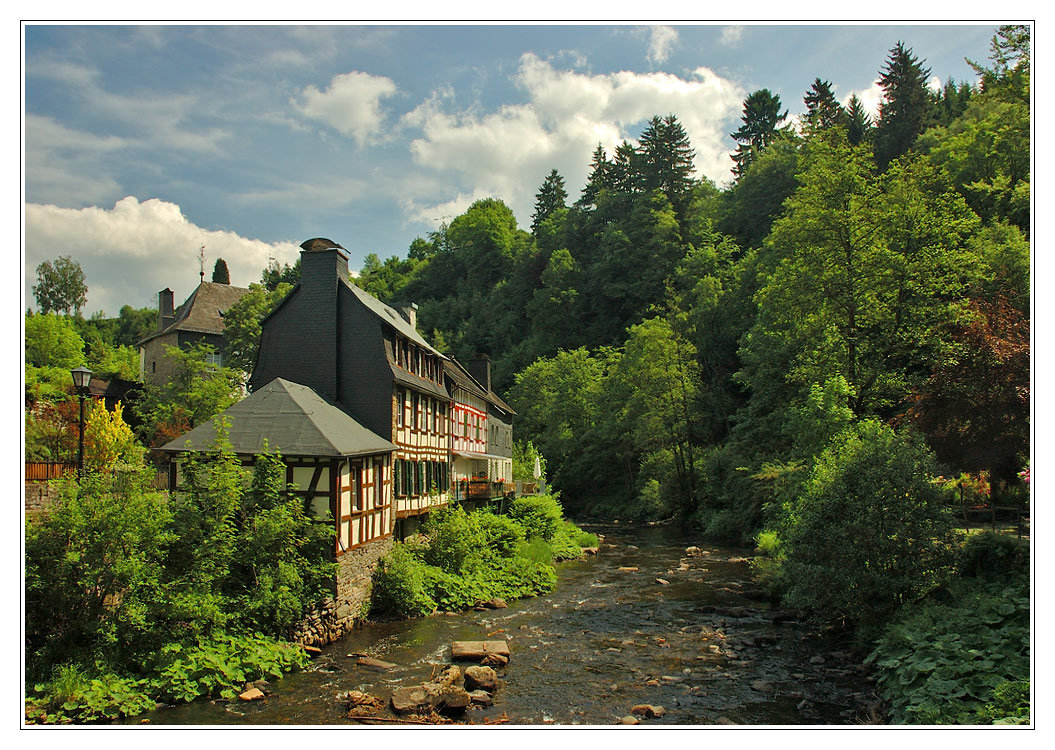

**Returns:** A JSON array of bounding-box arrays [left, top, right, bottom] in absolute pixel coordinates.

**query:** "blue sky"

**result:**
[[23, 22, 1001, 316]]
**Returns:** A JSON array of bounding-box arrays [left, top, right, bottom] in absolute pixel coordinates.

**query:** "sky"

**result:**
[[23, 22, 1004, 317]]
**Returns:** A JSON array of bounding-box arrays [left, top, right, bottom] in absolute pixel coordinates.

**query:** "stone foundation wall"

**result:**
[[292, 536, 394, 647], [24, 482, 65, 515]]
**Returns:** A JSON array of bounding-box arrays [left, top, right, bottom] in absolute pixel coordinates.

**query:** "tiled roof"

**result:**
[[139, 281, 250, 345], [159, 377, 396, 458]]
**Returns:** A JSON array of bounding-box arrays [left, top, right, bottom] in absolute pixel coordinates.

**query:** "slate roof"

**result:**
[[343, 280, 445, 359], [159, 378, 396, 457], [139, 281, 250, 346], [444, 358, 516, 416]]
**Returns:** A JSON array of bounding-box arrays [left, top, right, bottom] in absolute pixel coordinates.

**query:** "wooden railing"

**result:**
[[24, 462, 75, 481]]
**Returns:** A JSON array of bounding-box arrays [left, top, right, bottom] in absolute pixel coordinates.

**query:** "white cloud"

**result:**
[[296, 71, 398, 147], [404, 54, 746, 226], [647, 26, 679, 64], [25, 197, 302, 316], [843, 81, 885, 119], [720, 26, 744, 46], [927, 75, 943, 93]]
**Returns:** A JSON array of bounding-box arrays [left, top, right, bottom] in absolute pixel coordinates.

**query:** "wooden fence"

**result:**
[[24, 462, 75, 481], [25, 462, 169, 491]]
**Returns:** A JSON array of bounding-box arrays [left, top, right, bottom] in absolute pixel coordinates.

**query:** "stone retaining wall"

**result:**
[[24, 481, 65, 515], [292, 536, 393, 647]]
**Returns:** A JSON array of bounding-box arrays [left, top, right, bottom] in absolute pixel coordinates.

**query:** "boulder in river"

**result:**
[[619, 715, 640, 725], [238, 688, 264, 701], [630, 704, 666, 719], [464, 665, 499, 693], [431, 687, 471, 715], [479, 598, 508, 609], [452, 640, 510, 661], [481, 653, 509, 669], [357, 656, 398, 671], [468, 689, 494, 707], [391, 686, 429, 714], [685, 546, 703, 556]]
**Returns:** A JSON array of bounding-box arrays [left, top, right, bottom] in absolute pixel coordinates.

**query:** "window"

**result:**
[[374, 460, 383, 508], [393, 459, 403, 497], [354, 462, 364, 511], [411, 392, 419, 430], [397, 389, 406, 427], [204, 351, 222, 367]]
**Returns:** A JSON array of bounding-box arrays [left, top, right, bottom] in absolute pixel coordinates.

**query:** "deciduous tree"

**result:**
[[33, 256, 88, 316]]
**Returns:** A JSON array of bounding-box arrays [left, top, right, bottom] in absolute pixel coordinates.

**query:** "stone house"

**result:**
[[138, 281, 249, 385]]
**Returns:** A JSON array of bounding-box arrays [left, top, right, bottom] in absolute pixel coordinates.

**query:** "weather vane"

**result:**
[[198, 245, 206, 283]]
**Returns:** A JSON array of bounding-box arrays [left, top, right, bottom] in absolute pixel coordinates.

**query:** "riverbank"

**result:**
[[131, 524, 877, 725]]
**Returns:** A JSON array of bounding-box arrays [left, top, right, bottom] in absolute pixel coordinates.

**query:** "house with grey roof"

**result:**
[[138, 280, 250, 384]]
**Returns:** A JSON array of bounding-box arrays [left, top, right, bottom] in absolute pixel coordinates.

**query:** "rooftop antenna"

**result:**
[[198, 245, 206, 283]]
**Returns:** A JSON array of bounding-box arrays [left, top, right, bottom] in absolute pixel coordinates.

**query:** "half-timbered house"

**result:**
[[159, 377, 397, 637], [249, 238, 451, 537]]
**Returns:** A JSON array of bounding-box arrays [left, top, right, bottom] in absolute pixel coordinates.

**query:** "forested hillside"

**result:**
[[355, 30, 1030, 531]]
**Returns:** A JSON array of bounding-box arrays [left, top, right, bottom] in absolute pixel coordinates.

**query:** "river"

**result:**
[[137, 524, 878, 726]]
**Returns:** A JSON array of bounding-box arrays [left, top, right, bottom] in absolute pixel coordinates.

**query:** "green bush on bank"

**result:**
[[866, 575, 1029, 724], [370, 495, 588, 618]]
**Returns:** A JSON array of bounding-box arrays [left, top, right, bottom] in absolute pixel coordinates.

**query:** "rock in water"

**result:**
[[432, 687, 471, 715], [464, 665, 499, 693], [619, 715, 640, 725], [390, 687, 429, 714], [357, 656, 398, 671], [468, 689, 494, 707], [750, 680, 774, 693], [451, 640, 510, 661], [238, 688, 264, 701], [481, 653, 509, 668], [630, 704, 657, 718]]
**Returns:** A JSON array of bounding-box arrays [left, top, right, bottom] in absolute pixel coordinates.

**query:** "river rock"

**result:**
[[391, 687, 429, 714], [630, 704, 664, 718], [655, 578, 670, 585], [238, 688, 264, 701], [715, 716, 737, 725], [797, 699, 812, 712], [750, 680, 774, 693], [479, 598, 508, 609], [302, 645, 323, 656], [464, 665, 499, 693], [452, 640, 510, 661], [431, 687, 471, 715], [434, 664, 462, 687], [468, 689, 494, 706], [481, 653, 509, 668], [619, 715, 640, 725], [582, 547, 599, 555], [617, 566, 639, 572], [357, 656, 398, 671], [809, 655, 826, 665], [685, 546, 703, 556]]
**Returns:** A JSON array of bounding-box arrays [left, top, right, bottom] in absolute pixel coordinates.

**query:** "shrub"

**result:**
[[470, 510, 526, 558], [509, 493, 564, 541], [422, 505, 475, 573], [149, 633, 308, 703], [958, 531, 1028, 580], [867, 576, 1029, 724], [28, 666, 156, 724], [370, 544, 436, 618], [781, 420, 958, 629], [976, 680, 1030, 725]]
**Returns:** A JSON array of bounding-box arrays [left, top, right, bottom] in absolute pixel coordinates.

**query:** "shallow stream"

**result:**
[[137, 524, 877, 725]]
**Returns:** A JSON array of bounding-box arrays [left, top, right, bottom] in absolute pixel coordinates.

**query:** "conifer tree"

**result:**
[[531, 169, 568, 235], [874, 42, 932, 168], [731, 89, 788, 178], [610, 140, 641, 194], [803, 78, 844, 129], [638, 114, 696, 209], [212, 258, 230, 284], [845, 93, 873, 146], [577, 143, 611, 207]]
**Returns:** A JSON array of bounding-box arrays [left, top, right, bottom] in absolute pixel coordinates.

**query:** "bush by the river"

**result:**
[[24, 425, 330, 723], [370, 496, 593, 619]]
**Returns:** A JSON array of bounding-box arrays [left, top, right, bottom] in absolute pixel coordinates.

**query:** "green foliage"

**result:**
[[957, 531, 1028, 580], [370, 544, 437, 618], [212, 258, 230, 284], [28, 666, 157, 724], [25, 312, 86, 370], [33, 255, 87, 316], [221, 282, 293, 376], [867, 576, 1029, 723], [508, 493, 564, 541], [150, 633, 308, 703], [780, 420, 958, 629], [512, 440, 547, 483]]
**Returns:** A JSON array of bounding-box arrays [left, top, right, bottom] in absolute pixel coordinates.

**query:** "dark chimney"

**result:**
[[467, 355, 492, 394], [299, 237, 350, 287], [158, 288, 174, 331]]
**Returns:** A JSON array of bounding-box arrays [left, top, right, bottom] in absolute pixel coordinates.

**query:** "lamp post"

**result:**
[[70, 365, 92, 476]]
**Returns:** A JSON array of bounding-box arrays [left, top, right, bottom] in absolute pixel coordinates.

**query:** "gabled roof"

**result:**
[[139, 281, 250, 346], [444, 358, 516, 416], [159, 377, 396, 457], [342, 280, 446, 359]]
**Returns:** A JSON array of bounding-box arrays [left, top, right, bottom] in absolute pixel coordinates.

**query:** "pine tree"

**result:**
[[803, 78, 844, 129], [610, 140, 641, 194], [577, 143, 611, 207], [212, 258, 231, 284], [531, 169, 568, 235], [873, 42, 932, 168], [731, 89, 788, 179], [846, 93, 873, 146], [638, 114, 696, 209]]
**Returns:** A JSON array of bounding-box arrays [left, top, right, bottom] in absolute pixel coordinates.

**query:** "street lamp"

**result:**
[[70, 365, 92, 476]]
